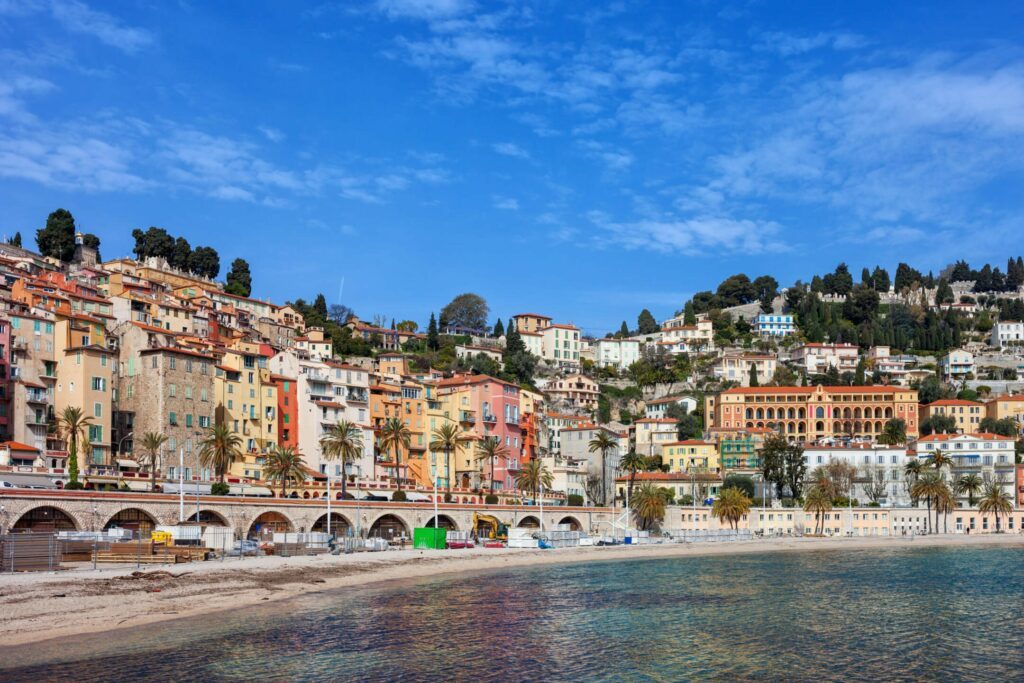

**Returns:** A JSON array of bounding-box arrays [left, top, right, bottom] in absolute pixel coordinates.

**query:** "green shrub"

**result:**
[[867, 501, 881, 507], [444, 492, 453, 503], [780, 497, 797, 508], [484, 493, 498, 504], [211, 482, 230, 496], [64, 481, 84, 490], [392, 490, 407, 502], [567, 494, 584, 506]]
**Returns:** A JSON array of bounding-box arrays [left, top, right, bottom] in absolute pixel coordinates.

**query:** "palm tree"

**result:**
[[712, 486, 752, 530], [514, 459, 553, 502], [934, 483, 956, 534], [198, 423, 243, 483], [911, 471, 945, 534], [904, 459, 924, 505], [803, 486, 833, 535], [955, 473, 983, 507], [631, 483, 667, 531], [378, 417, 412, 491], [588, 430, 617, 507], [618, 450, 647, 504], [320, 419, 364, 500], [57, 406, 94, 489], [927, 448, 953, 472], [978, 482, 1013, 532], [879, 418, 907, 446], [429, 423, 468, 494], [474, 436, 508, 494], [263, 446, 307, 497], [138, 432, 168, 492]]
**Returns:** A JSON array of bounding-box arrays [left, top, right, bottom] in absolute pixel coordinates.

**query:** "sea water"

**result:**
[[1, 546, 1022, 681]]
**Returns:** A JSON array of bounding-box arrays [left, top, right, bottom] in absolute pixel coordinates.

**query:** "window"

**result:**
[[185, 386, 192, 400], [88, 425, 103, 442], [151, 356, 158, 369], [169, 383, 177, 398], [94, 402, 102, 418], [200, 388, 208, 402], [91, 377, 106, 391], [186, 414, 193, 428], [169, 412, 178, 426], [199, 415, 210, 428], [169, 357, 176, 370]]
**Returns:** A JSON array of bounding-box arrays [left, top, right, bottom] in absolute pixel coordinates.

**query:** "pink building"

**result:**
[[0, 317, 10, 441], [438, 374, 523, 491]]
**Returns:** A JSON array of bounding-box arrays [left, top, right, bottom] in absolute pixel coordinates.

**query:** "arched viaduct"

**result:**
[[0, 490, 614, 540]]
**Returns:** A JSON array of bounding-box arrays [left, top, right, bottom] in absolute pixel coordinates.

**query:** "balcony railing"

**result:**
[[504, 414, 520, 424], [482, 414, 497, 424], [459, 411, 476, 424], [346, 389, 369, 402]]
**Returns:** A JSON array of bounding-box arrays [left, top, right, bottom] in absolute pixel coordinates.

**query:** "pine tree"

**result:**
[[861, 267, 872, 286], [504, 321, 525, 356], [493, 319, 505, 338], [9, 231, 22, 247], [748, 363, 759, 387], [637, 309, 659, 334], [427, 313, 439, 350], [619, 321, 630, 337], [871, 266, 890, 293]]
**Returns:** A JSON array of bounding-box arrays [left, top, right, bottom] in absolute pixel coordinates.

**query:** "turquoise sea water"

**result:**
[[2, 546, 1022, 682]]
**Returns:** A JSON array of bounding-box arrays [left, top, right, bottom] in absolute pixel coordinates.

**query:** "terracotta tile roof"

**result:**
[[0, 441, 40, 452], [513, 313, 552, 319], [925, 399, 984, 407], [721, 385, 914, 395], [663, 440, 715, 446], [916, 432, 1013, 442], [614, 471, 721, 482]]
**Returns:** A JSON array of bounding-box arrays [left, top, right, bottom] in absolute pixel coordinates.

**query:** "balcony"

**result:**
[[26, 392, 48, 404], [459, 411, 476, 424], [482, 413, 497, 424], [346, 389, 369, 403], [504, 413, 520, 425]]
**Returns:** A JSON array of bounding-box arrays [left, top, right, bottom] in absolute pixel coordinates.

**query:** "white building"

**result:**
[[631, 418, 679, 457], [803, 445, 912, 507], [560, 425, 623, 505], [938, 349, 975, 382], [455, 344, 503, 365], [868, 346, 910, 384], [754, 313, 795, 337], [518, 330, 543, 357], [789, 343, 859, 375], [912, 433, 1018, 505], [542, 454, 588, 503], [594, 338, 640, 371], [645, 395, 698, 419], [660, 314, 714, 352], [711, 353, 777, 386], [990, 320, 1024, 349], [540, 324, 581, 368], [294, 327, 333, 361], [268, 351, 375, 480]]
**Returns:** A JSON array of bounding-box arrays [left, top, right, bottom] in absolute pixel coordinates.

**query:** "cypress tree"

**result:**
[[493, 319, 505, 338], [427, 313, 439, 350], [748, 363, 759, 387]]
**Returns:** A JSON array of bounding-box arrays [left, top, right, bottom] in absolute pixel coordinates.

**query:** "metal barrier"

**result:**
[[670, 529, 754, 543]]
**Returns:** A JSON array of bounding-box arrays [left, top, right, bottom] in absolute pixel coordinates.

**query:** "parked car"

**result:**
[[227, 540, 260, 557]]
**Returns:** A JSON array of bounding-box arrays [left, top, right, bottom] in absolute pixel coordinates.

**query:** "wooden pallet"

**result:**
[[94, 553, 183, 564]]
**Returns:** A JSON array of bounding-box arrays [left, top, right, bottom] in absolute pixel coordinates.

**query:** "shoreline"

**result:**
[[1, 534, 1022, 649]]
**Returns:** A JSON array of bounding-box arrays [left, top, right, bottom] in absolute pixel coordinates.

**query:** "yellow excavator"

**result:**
[[472, 512, 509, 541]]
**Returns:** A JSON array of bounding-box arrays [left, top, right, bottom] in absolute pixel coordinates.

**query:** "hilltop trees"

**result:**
[[225, 258, 252, 297], [131, 226, 221, 278], [37, 209, 77, 261], [637, 309, 659, 334], [440, 293, 489, 332]]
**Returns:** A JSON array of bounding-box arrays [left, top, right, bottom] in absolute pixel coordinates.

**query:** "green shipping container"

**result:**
[[413, 527, 448, 550]]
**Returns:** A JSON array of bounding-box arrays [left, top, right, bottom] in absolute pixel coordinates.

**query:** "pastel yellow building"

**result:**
[[53, 314, 115, 467], [919, 399, 984, 433], [215, 342, 278, 479], [661, 440, 720, 473], [985, 394, 1024, 429]]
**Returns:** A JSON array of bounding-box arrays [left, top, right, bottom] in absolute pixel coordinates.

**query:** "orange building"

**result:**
[[706, 384, 919, 442], [272, 374, 298, 450]]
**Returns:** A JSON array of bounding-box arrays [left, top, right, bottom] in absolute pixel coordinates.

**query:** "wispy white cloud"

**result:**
[[376, 0, 475, 22], [492, 141, 529, 158], [588, 211, 790, 255], [257, 126, 285, 143], [493, 195, 519, 210], [49, 0, 154, 54], [756, 31, 868, 57]]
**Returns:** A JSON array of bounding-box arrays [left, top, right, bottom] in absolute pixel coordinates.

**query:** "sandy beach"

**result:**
[[1, 534, 1021, 648]]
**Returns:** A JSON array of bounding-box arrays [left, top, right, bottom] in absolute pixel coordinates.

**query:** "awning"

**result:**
[[117, 459, 140, 468], [123, 480, 154, 492], [228, 484, 273, 497], [0, 473, 59, 489], [403, 492, 432, 502]]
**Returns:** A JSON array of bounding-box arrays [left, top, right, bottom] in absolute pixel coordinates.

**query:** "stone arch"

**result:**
[[425, 514, 459, 530], [13, 506, 79, 532], [369, 513, 409, 539], [815, 407, 825, 419], [745, 408, 753, 419], [517, 515, 540, 528], [798, 422, 807, 433], [755, 408, 764, 419], [185, 509, 230, 526], [312, 512, 352, 535], [558, 516, 583, 531], [815, 420, 825, 432], [798, 408, 806, 419], [787, 408, 796, 419], [766, 408, 775, 419], [247, 511, 293, 539], [884, 407, 893, 419], [104, 508, 158, 537]]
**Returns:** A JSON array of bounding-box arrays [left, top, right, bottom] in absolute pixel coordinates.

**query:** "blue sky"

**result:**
[[1, 1, 1023, 335]]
